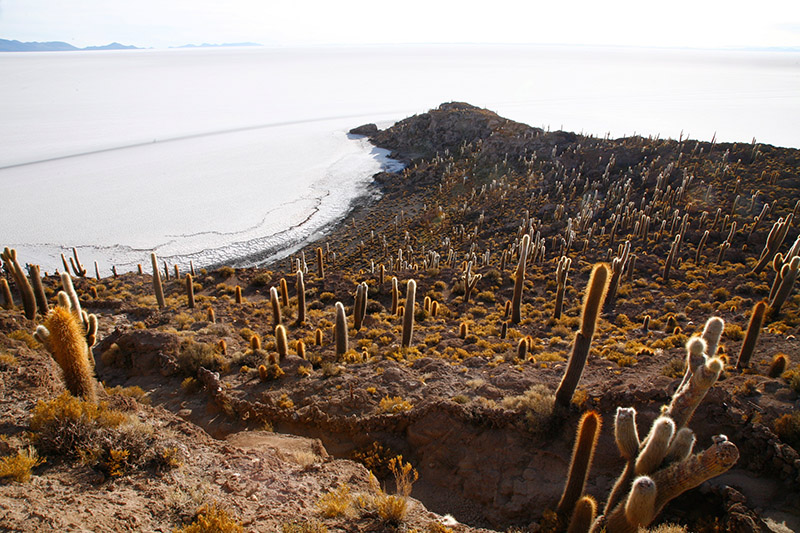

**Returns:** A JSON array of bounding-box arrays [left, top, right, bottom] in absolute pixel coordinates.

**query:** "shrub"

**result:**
[[501, 384, 555, 431], [379, 396, 413, 414], [0, 447, 44, 483], [176, 503, 244, 533], [217, 266, 235, 279], [317, 484, 352, 518], [177, 339, 227, 376], [773, 412, 800, 450]]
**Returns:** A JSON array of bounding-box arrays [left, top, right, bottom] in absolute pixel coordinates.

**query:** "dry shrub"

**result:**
[[176, 503, 244, 533], [317, 483, 352, 518], [501, 384, 555, 431], [773, 412, 800, 450], [0, 447, 44, 483]]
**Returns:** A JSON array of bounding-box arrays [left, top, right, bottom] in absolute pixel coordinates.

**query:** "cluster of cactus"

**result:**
[[33, 274, 99, 402], [557, 317, 738, 533], [2, 247, 37, 319]]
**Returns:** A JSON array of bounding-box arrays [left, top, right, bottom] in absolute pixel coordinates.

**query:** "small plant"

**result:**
[[317, 483, 352, 518], [375, 455, 419, 523], [773, 412, 800, 450], [379, 396, 413, 414], [0, 447, 45, 483], [175, 503, 244, 533], [282, 520, 328, 533]]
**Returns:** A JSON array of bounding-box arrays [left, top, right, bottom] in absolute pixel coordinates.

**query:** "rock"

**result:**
[[349, 123, 378, 136]]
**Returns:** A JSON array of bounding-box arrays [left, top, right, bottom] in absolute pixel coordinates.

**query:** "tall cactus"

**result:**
[[33, 296, 97, 402], [270, 286, 282, 328], [29, 264, 49, 316], [353, 282, 368, 331], [186, 273, 195, 309], [0, 278, 13, 310], [334, 301, 348, 357], [511, 234, 531, 324], [296, 270, 306, 325], [735, 300, 766, 369], [150, 252, 165, 309], [752, 215, 793, 274], [768, 255, 800, 319], [1, 248, 37, 319], [553, 256, 571, 320], [401, 279, 417, 348], [557, 411, 602, 518], [555, 263, 610, 408]]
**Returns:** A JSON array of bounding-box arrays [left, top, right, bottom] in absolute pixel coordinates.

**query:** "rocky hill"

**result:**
[[1, 103, 799, 532]]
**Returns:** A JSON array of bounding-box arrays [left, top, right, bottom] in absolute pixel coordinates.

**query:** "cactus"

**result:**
[[296, 340, 306, 359], [768, 353, 788, 378], [206, 306, 215, 323], [296, 270, 306, 325], [334, 301, 348, 357], [33, 300, 97, 402], [695, 230, 709, 263], [511, 234, 531, 324], [29, 265, 49, 315], [316, 247, 325, 279], [70, 247, 87, 277], [270, 286, 282, 328], [250, 334, 261, 351], [0, 278, 13, 310], [235, 285, 243, 304], [280, 278, 289, 307], [663, 234, 680, 281], [354, 282, 368, 331], [604, 241, 629, 310], [314, 328, 323, 346], [555, 263, 610, 409], [553, 255, 572, 319], [462, 261, 482, 304], [150, 253, 166, 309], [567, 496, 597, 533], [275, 324, 288, 359], [667, 335, 723, 430], [735, 300, 766, 369], [768, 255, 799, 318], [557, 411, 602, 517], [391, 277, 399, 315], [752, 215, 793, 274], [1, 248, 37, 319], [186, 273, 195, 309], [401, 279, 417, 348]]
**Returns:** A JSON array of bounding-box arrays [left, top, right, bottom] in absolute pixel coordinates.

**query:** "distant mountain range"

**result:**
[[0, 39, 262, 52]]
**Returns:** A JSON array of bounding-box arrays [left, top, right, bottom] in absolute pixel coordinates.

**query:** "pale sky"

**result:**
[[1, 0, 799, 50]]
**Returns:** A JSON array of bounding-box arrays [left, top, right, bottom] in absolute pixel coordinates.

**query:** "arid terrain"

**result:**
[[1, 102, 799, 532]]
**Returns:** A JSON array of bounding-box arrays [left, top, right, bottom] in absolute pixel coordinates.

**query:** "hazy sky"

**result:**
[[1, 0, 799, 49]]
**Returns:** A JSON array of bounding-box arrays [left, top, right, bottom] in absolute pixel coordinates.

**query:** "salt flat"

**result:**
[[1, 45, 797, 273]]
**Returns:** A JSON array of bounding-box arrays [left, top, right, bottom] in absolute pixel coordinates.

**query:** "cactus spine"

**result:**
[[557, 411, 602, 517], [555, 263, 610, 409], [401, 279, 416, 348], [334, 301, 348, 357], [735, 300, 766, 369], [150, 252, 166, 309], [1, 248, 37, 319], [511, 234, 531, 324]]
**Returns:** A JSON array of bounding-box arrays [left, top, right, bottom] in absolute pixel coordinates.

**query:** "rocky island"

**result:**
[[1, 103, 799, 532]]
